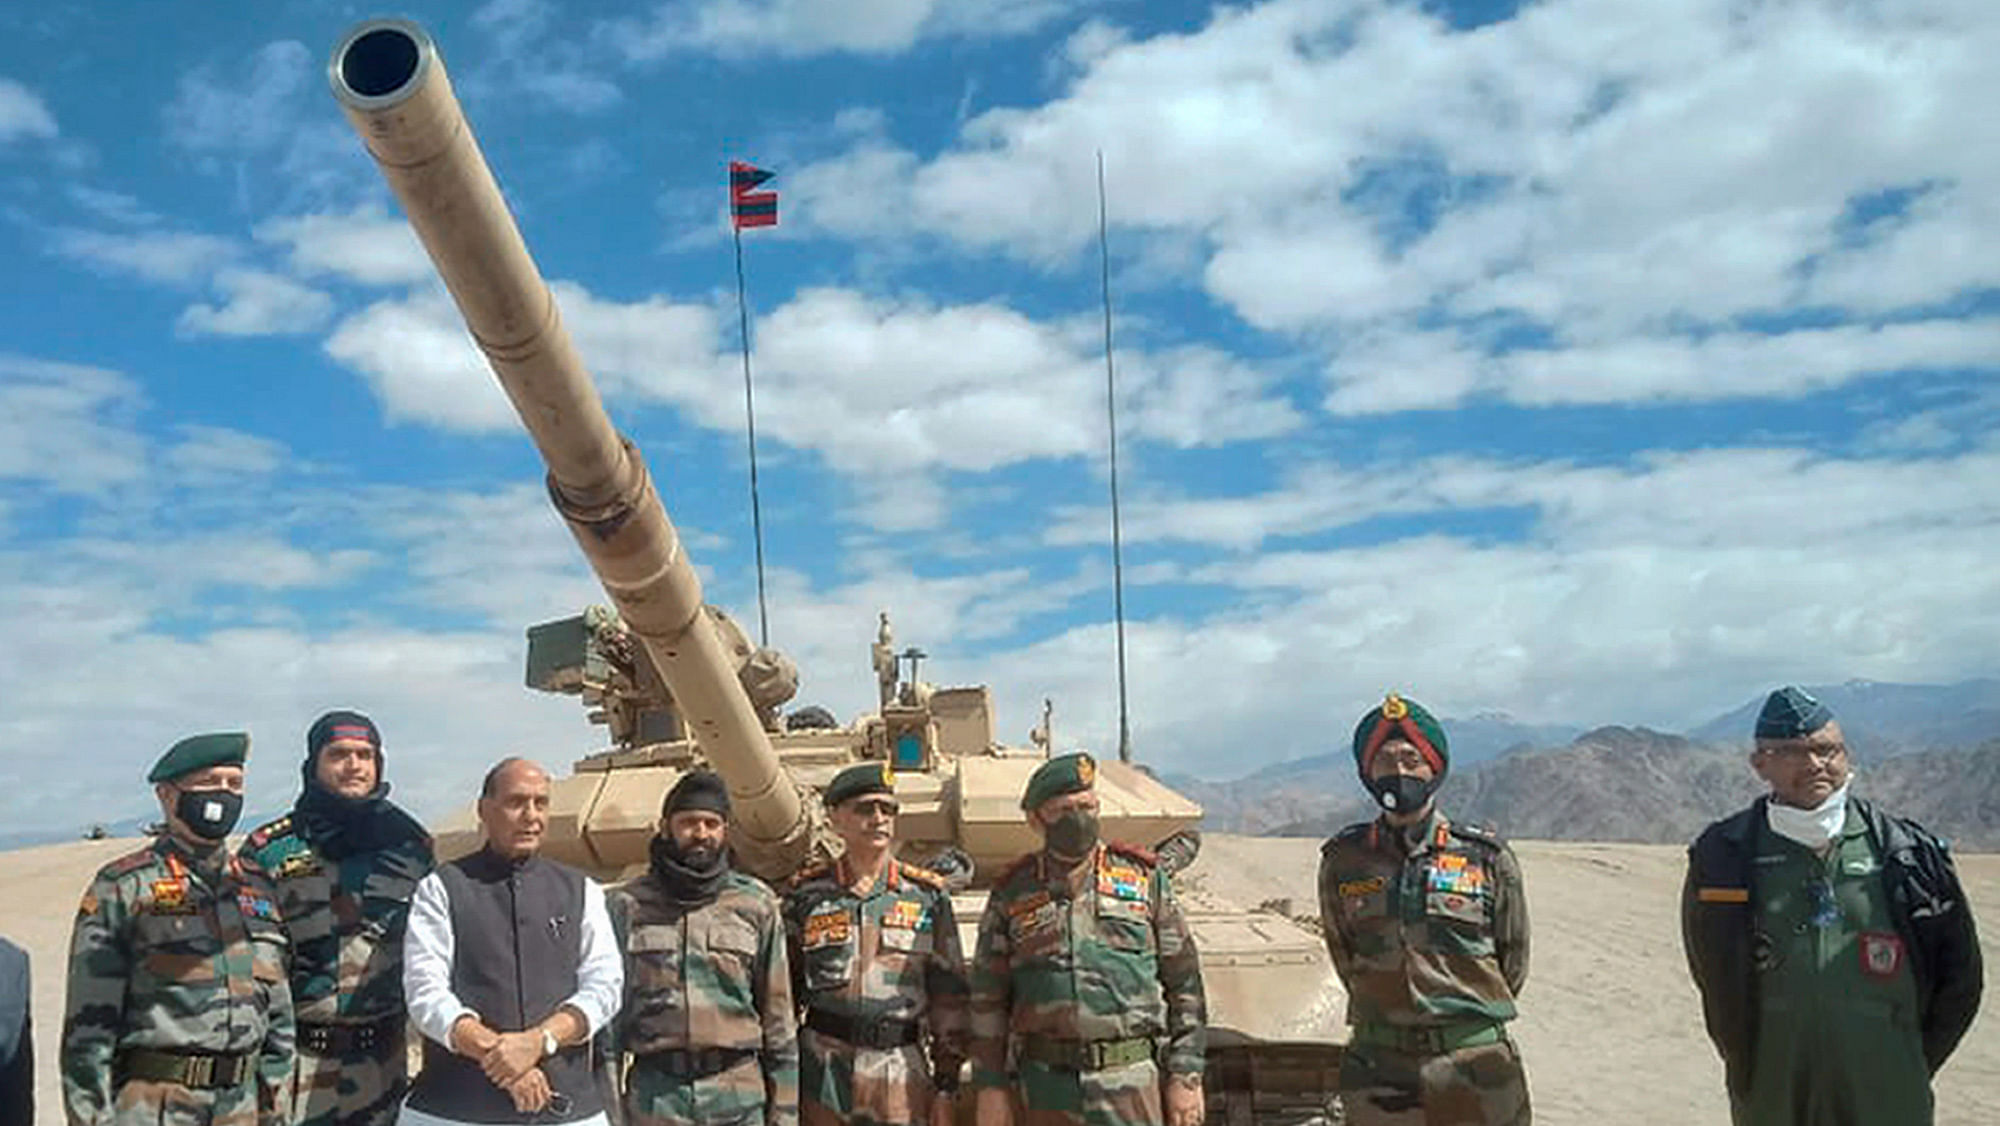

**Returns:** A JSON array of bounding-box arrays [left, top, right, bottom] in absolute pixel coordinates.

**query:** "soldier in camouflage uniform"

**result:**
[[969, 752, 1207, 1126], [62, 732, 295, 1126], [609, 770, 799, 1126], [240, 710, 434, 1126], [784, 762, 968, 1126], [1317, 694, 1531, 1126]]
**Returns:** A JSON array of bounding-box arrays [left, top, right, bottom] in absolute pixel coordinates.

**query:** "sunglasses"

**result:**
[[849, 798, 900, 818]]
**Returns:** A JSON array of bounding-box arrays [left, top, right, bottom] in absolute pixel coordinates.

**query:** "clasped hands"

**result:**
[[451, 1015, 555, 1113]]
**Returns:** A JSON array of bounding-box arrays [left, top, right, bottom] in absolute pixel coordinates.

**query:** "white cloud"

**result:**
[[788, 0, 2000, 410], [320, 282, 1296, 484], [163, 41, 313, 155], [0, 78, 58, 141], [609, 0, 1087, 60], [256, 208, 432, 286], [1327, 317, 2000, 414], [163, 425, 287, 481], [178, 268, 335, 337], [468, 0, 624, 113], [49, 227, 238, 284], [0, 356, 148, 492]]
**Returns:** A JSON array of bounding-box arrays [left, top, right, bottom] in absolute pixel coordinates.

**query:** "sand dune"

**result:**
[[6, 834, 1996, 1124]]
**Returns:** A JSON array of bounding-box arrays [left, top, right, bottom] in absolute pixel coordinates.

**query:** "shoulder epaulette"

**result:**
[[102, 847, 157, 878], [1323, 822, 1373, 853], [243, 815, 298, 854], [1106, 841, 1157, 867], [1447, 821, 1505, 849], [898, 862, 946, 890], [727, 869, 780, 903]]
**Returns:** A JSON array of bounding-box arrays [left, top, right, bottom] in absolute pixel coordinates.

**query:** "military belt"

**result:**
[[1015, 1036, 1156, 1072], [117, 1047, 255, 1090], [634, 1047, 758, 1078], [805, 1008, 923, 1050], [1351, 1020, 1505, 1055], [297, 1014, 403, 1058]]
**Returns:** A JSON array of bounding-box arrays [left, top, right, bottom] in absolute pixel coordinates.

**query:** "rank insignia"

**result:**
[[151, 879, 187, 910], [1859, 931, 1905, 979], [276, 852, 321, 879]]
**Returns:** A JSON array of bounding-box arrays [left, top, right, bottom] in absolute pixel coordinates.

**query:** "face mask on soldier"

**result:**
[[175, 786, 245, 840], [1369, 772, 1438, 814], [1045, 809, 1100, 858]]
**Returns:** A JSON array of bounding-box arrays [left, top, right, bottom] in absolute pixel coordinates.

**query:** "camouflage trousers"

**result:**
[[799, 1028, 938, 1126], [625, 1054, 770, 1126], [289, 1042, 408, 1126], [1338, 1038, 1530, 1126], [107, 1077, 263, 1126], [1011, 1057, 1164, 1126]]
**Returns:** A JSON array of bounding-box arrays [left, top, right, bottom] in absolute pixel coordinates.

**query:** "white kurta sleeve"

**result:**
[[403, 870, 477, 1048]]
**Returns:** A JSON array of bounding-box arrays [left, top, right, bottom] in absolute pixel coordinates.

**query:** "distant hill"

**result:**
[[1164, 712, 1576, 834], [1269, 732, 2000, 852], [1690, 678, 2000, 756]]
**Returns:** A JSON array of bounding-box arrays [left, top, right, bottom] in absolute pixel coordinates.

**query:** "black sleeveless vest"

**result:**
[[405, 848, 604, 1123]]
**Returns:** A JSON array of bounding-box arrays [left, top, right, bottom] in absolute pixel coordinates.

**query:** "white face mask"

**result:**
[[1765, 773, 1855, 848]]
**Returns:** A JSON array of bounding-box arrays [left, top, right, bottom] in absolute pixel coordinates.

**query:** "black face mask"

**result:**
[[1045, 810, 1100, 859], [1368, 773, 1439, 815], [175, 787, 244, 840]]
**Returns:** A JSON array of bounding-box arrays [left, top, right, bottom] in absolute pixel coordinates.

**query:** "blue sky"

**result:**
[[2, 0, 1997, 836]]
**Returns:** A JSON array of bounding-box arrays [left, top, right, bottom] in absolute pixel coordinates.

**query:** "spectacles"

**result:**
[[1761, 742, 1848, 763]]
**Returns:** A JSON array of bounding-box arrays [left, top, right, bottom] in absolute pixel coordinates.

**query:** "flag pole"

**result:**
[[1097, 150, 1133, 765], [733, 214, 772, 649]]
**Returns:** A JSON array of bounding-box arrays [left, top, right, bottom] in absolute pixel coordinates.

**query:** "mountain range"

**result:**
[[1174, 679, 2000, 850]]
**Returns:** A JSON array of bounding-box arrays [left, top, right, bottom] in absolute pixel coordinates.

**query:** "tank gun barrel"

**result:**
[[328, 19, 808, 875]]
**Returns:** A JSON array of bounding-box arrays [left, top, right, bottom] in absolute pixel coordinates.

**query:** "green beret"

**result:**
[[148, 732, 251, 783], [1351, 693, 1448, 776], [826, 761, 896, 808], [1021, 752, 1096, 811]]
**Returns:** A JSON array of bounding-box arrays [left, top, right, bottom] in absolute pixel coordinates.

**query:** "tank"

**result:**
[[328, 19, 1344, 1122]]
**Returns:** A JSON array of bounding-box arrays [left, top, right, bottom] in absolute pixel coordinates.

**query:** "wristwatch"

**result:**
[[540, 1028, 560, 1058]]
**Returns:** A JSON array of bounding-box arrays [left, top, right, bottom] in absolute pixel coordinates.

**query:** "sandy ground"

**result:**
[[5, 834, 1997, 1124]]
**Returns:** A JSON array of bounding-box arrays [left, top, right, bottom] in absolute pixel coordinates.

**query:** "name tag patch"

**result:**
[[804, 908, 851, 949], [1337, 876, 1386, 899]]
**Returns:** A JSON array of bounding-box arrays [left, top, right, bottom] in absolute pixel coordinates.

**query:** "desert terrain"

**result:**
[[6, 833, 1997, 1124]]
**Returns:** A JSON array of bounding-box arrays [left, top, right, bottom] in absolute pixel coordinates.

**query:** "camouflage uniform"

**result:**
[[783, 856, 969, 1125], [610, 866, 800, 1126], [968, 842, 1206, 1126], [1317, 812, 1531, 1126], [238, 815, 433, 1126], [62, 836, 295, 1126]]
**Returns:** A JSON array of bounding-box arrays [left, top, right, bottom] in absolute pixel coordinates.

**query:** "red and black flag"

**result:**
[[729, 161, 777, 229]]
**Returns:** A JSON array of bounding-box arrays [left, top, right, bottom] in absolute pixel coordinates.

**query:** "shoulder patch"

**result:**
[[787, 861, 834, 891], [898, 862, 946, 890], [1106, 841, 1157, 867]]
